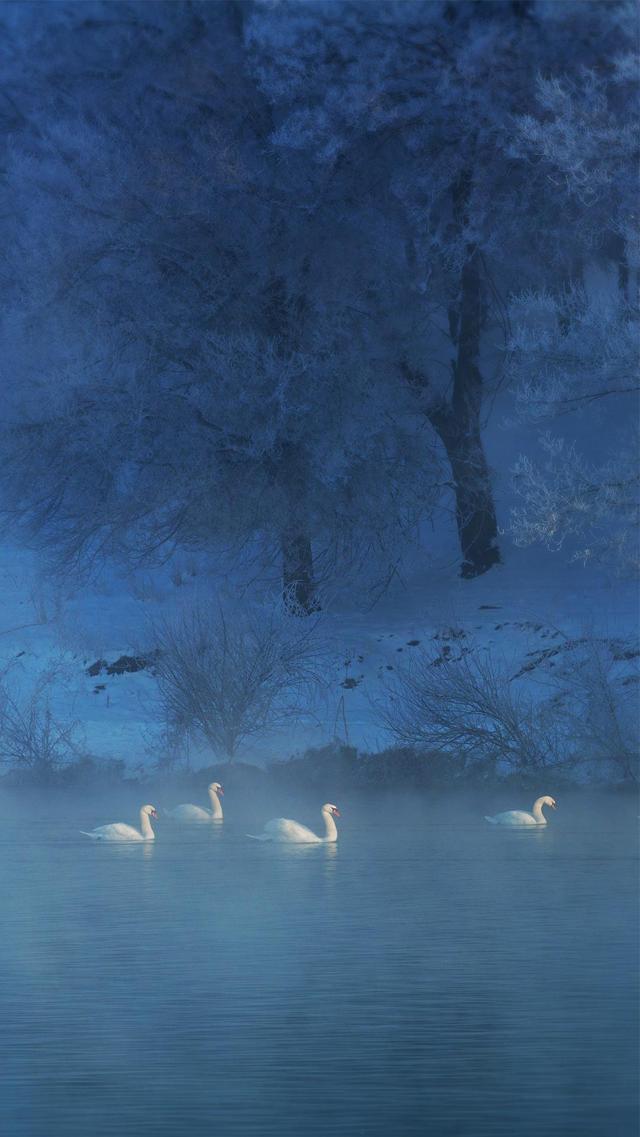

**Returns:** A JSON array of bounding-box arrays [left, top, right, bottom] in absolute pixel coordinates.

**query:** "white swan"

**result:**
[[248, 803, 340, 844], [164, 782, 224, 822], [485, 795, 557, 827], [81, 804, 158, 842]]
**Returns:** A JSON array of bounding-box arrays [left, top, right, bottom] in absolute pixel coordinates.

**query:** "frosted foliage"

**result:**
[[508, 290, 638, 422], [508, 289, 639, 574], [502, 6, 639, 576], [0, 3, 440, 589], [511, 440, 639, 575], [515, 68, 638, 223], [0, 1, 636, 591], [246, 1, 635, 259]]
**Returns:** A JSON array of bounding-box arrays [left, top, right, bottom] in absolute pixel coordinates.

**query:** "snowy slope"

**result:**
[[0, 539, 637, 774]]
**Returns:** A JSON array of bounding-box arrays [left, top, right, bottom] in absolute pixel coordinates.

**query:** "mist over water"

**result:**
[[0, 789, 636, 1137]]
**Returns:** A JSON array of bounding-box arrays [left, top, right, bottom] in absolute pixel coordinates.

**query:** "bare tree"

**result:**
[[374, 648, 558, 775], [152, 602, 324, 762]]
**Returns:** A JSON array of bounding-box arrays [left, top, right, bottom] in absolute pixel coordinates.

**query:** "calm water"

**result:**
[[0, 791, 637, 1136]]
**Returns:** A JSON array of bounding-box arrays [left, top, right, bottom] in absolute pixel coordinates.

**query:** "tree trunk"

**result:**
[[432, 246, 500, 577], [266, 270, 320, 615], [281, 526, 320, 614], [221, 10, 320, 615], [429, 408, 500, 578], [403, 243, 501, 578]]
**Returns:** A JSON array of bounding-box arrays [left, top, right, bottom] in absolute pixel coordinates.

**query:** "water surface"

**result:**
[[0, 791, 637, 1136]]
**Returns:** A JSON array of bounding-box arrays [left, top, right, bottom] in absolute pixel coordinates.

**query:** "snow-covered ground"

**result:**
[[0, 539, 637, 772]]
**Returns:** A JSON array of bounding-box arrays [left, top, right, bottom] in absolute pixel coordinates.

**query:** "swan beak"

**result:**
[[151, 810, 158, 819], [218, 787, 224, 796], [551, 802, 557, 809], [333, 808, 341, 817]]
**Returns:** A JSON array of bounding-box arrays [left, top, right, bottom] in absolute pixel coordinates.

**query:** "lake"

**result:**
[[0, 789, 637, 1136]]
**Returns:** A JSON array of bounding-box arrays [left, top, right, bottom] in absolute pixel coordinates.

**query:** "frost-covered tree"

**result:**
[[508, 290, 639, 572], [0, 1, 440, 610], [245, 0, 634, 577], [505, 18, 639, 573], [0, 0, 635, 599]]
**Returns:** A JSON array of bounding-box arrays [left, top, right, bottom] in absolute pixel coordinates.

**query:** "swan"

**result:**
[[248, 803, 340, 844], [81, 804, 158, 842], [485, 795, 557, 827], [164, 782, 224, 822]]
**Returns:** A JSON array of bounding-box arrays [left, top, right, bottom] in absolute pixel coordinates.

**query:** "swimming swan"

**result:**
[[485, 796, 557, 827], [81, 804, 158, 842], [248, 803, 340, 844], [164, 782, 224, 822]]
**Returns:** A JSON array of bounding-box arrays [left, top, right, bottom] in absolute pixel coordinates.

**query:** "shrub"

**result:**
[[152, 601, 324, 762], [0, 670, 83, 776]]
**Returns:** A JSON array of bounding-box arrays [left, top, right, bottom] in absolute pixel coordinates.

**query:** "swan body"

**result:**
[[81, 804, 158, 842], [248, 803, 340, 844], [485, 795, 557, 827], [164, 783, 224, 823]]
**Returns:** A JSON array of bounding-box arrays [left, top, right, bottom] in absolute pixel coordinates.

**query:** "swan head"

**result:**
[[142, 804, 159, 819], [208, 782, 224, 796], [322, 803, 340, 817], [540, 796, 557, 810]]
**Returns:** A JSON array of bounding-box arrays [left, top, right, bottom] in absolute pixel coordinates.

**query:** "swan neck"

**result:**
[[139, 810, 155, 840], [208, 789, 223, 819], [532, 798, 547, 823], [323, 811, 338, 843]]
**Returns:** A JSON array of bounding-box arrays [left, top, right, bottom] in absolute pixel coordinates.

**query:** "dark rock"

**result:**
[[88, 651, 161, 678], [613, 648, 640, 662]]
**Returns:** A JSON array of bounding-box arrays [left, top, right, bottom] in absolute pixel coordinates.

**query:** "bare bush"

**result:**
[[152, 603, 324, 762], [550, 643, 639, 783], [375, 649, 559, 775], [375, 640, 639, 783], [0, 671, 83, 773]]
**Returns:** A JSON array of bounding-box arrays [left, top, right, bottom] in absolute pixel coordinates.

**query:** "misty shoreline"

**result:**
[[1, 745, 637, 807]]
